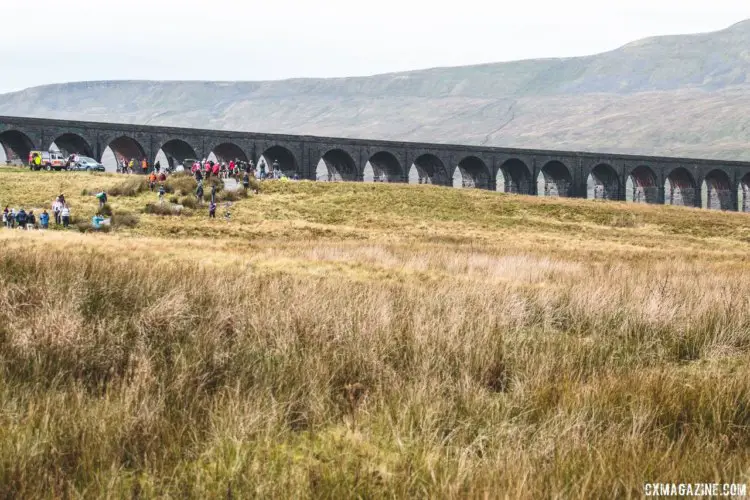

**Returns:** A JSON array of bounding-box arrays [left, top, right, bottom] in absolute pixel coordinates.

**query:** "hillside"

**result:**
[[2, 20, 750, 158]]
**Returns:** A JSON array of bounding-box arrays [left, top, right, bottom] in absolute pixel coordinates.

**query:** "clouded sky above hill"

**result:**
[[0, 0, 748, 93]]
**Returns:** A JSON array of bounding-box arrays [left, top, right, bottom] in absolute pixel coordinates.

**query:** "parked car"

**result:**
[[73, 157, 106, 172]]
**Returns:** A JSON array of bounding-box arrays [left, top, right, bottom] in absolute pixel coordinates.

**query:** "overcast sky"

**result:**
[[0, 0, 748, 94]]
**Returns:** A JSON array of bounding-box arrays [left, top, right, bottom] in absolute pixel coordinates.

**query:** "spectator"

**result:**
[[92, 214, 105, 230], [149, 172, 157, 191], [209, 201, 216, 218], [158, 184, 166, 203], [196, 181, 204, 203], [52, 197, 63, 225], [61, 205, 71, 228], [2, 206, 9, 228], [15, 208, 27, 229], [158, 171, 167, 182], [27, 210, 36, 230], [95, 191, 108, 209], [242, 171, 250, 190], [141, 158, 148, 174], [40, 210, 49, 229]]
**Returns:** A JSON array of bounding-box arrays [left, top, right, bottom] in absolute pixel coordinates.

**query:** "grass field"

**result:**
[[1, 169, 750, 498]]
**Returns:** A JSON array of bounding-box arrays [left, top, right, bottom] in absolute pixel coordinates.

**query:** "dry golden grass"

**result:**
[[1, 171, 750, 497]]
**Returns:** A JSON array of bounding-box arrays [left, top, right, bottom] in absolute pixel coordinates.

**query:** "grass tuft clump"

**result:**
[[108, 177, 149, 197], [165, 173, 197, 196], [144, 202, 188, 216]]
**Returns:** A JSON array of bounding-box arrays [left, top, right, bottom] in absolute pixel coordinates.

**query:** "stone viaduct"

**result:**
[[2, 115, 750, 211]]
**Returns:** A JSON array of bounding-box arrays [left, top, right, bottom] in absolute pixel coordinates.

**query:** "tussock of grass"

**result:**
[[165, 173, 197, 196], [108, 177, 149, 197], [144, 202, 190, 216], [111, 211, 139, 228]]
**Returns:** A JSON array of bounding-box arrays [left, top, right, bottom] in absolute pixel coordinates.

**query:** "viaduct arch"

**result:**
[[3, 115, 750, 212]]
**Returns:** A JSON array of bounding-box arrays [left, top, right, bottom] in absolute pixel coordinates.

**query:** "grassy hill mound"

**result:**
[[1, 170, 750, 497]]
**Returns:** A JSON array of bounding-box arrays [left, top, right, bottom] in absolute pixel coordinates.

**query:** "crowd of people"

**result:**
[[3, 194, 71, 230], [3, 155, 303, 232]]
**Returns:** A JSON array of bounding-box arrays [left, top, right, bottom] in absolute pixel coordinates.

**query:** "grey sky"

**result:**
[[0, 0, 748, 94]]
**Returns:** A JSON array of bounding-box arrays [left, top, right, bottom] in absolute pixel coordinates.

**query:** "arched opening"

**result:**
[[363, 151, 403, 183], [664, 168, 697, 207], [258, 145, 299, 177], [496, 159, 532, 194], [537, 161, 572, 197], [316, 149, 358, 182], [49, 133, 94, 158], [0, 130, 34, 165], [452, 156, 490, 189], [626, 166, 659, 204], [101, 136, 147, 173], [587, 164, 620, 200], [408, 154, 449, 185], [156, 139, 198, 172], [210, 142, 248, 164], [701, 169, 732, 211], [739, 174, 750, 212]]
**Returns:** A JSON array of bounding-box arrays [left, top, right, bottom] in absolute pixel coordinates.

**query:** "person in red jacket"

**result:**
[[212, 162, 220, 177]]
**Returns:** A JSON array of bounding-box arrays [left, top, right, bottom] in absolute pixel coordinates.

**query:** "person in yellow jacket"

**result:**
[[128, 159, 135, 173], [34, 154, 41, 169]]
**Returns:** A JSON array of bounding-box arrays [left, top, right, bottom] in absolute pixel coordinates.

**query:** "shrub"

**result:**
[[108, 177, 149, 197], [169, 195, 179, 204]]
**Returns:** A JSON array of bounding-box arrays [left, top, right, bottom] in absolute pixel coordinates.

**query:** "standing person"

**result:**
[[40, 209, 49, 230], [128, 159, 135, 174], [212, 162, 220, 178], [158, 171, 167, 182], [155, 160, 161, 173], [149, 171, 157, 191], [141, 158, 148, 175], [208, 201, 216, 218], [2, 206, 9, 228], [95, 191, 108, 209], [196, 181, 204, 203], [158, 184, 166, 203], [61, 204, 71, 228], [259, 159, 266, 180], [27, 210, 36, 230], [242, 171, 250, 190], [15, 208, 27, 230], [52, 197, 62, 225], [59, 194, 66, 206], [195, 167, 203, 182]]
